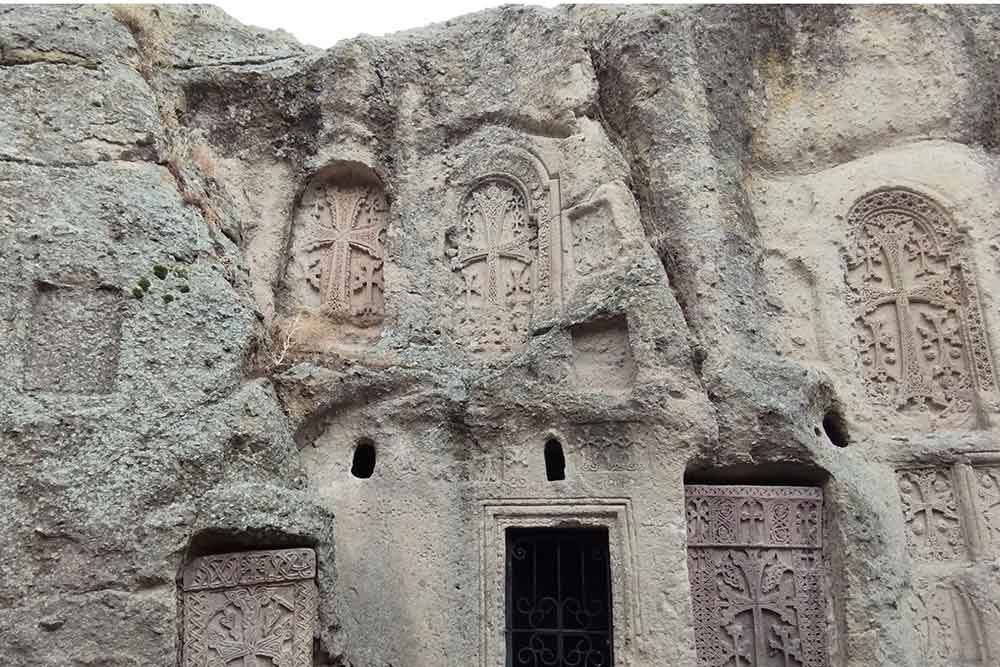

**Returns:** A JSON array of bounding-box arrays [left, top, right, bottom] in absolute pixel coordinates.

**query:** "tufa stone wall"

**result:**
[[2, 4, 1000, 666]]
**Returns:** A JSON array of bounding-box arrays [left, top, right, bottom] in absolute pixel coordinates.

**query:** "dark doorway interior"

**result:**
[[505, 527, 613, 667]]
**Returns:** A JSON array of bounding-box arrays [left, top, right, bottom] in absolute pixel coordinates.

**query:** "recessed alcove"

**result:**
[[351, 438, 377, 479], [684, 461, 829, 487]]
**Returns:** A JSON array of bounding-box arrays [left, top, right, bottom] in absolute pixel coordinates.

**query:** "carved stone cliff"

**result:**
[[2, 4, 1000, 666]]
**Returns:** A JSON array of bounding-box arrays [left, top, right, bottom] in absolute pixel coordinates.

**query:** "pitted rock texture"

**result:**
[[2, 4, 1000, 667]]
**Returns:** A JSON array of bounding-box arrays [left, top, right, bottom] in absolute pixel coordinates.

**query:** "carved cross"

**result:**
[[854, 220, 956, 409], [900, 471, 961, 555], [306, 186, 385, 317], [455, 182, 533, 306]]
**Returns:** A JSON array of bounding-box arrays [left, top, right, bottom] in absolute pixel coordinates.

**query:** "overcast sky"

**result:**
[[216, 1, 561, 49]]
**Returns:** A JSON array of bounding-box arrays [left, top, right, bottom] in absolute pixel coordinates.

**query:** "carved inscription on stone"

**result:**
[[288, 167, 387, 325], [24, 284, 122, 393], [907, 581, 991, 666], [846, 188, 997, 425], [896, 468, 968, 561], [180, 548, 318, 667], [576, 423, 649, 473], [568, 199, 614, 277], [685, 485, 827, 667], [571, 315, 635, 392], [446, 147, 561, 354]]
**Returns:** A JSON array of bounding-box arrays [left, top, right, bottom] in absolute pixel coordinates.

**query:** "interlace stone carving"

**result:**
[[907, 581, 991, 666], [896, 468, 968, 561], [685, 485, 827, 667], [180, 548, 318, 667], [845, 188, 997, 425], [291, 175, 387, 324]]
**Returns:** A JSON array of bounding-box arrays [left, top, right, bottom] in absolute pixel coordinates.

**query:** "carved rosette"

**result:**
[[845, 188, 997, 426], [180, 548, 318, 667], [447, 147, 561, 354], [685, 485, 827, 667], [289, 170, 388, 326]]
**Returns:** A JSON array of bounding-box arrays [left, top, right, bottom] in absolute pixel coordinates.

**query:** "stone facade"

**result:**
[[4, 5, 1000, 667]]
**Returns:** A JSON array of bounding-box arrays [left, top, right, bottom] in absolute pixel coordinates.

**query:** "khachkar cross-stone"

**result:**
[[685, 485, 828, 667], [449, 178, 536, 353], [180, 548, 318, 667], [846, 188, 997, 424], [304, 184, 386, 322]]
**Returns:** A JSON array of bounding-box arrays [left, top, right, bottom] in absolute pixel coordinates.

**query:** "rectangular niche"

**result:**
[[180, 548, 318, 666], [480, 499, 640, 667], [685, 484, 829, 667], [570, 315, 635, 393], [24, 283, 122, 393]]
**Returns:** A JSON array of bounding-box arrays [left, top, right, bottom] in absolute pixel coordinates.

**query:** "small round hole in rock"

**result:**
[[822, 410, 849, 448], [545, 438, 566, 481], [351, 439, 376, 478]]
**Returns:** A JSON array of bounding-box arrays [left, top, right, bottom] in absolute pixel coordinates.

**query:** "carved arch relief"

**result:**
[[446, 146, 562, 354], [287, 163, 388, 327], [845, 188, 997, 426]]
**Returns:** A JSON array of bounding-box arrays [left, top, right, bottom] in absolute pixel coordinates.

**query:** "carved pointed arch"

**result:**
[[845, 187, 997, 426], [446, 145, 562, 354]]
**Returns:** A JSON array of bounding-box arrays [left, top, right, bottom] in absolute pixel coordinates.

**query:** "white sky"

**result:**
[[215, 1, 561, 49]]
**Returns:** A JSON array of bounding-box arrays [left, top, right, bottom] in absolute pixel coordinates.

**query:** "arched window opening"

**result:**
[[545, 438, 566, 481], [351, 439, 376, 479]]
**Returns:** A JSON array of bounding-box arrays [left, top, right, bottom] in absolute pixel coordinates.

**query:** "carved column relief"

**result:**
[[288, 167, 388, 326], [447, 147, 562, 354], [845, 188, 997, 427], [685, 485, 828, 667], [973, 465, 1000, 550], [180, 548, 318, 667]]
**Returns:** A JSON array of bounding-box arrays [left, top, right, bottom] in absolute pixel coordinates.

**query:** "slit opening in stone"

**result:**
[[351, 439, 377, 478], [822, 409, 850, 448], [544, 438, 566, 481]]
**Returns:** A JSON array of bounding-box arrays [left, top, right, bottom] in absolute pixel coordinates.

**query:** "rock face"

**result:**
[[2, 4, 1000, 666]]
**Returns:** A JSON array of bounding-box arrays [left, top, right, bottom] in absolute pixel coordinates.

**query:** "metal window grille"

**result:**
[[505, 528, 614, 667]]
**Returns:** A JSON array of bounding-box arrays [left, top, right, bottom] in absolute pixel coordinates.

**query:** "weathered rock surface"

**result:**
[[2, 4, 1000, 666]]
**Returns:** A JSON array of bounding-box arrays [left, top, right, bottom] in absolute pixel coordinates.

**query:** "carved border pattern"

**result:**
[[182, 547, 316, 591], [480, 499, 639, 667]]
